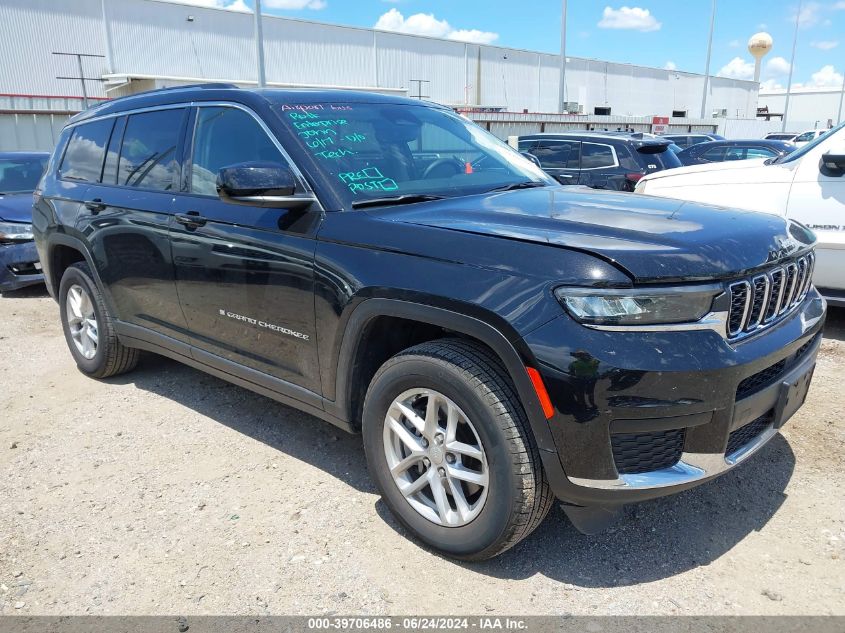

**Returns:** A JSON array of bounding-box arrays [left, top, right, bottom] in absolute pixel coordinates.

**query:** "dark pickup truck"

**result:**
[[33, 85, 825, 560]]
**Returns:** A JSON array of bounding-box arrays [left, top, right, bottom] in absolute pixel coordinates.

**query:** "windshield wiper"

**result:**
[[485, 181, 548, 193], [351, 194, 446, 209]]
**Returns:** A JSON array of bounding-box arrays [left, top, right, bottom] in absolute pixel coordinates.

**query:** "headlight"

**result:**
[[634, 179, 647, 193], [0, 222, 33, 241], [555, 287, 718, 326]]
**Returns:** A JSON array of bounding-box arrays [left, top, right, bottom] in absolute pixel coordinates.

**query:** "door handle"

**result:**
[[175, 213, 208, 229], [84, 198, 106, 213]]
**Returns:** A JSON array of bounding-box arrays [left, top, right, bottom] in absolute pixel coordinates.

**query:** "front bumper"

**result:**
[[0, 240, 44, 292], [524, 288, 826, 507]]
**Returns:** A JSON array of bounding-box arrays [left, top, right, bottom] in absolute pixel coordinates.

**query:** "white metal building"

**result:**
[[0, 0, 763, 150], [758, 87, 845, 131]]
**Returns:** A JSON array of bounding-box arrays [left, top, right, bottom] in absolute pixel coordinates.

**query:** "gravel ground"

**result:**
[[0, 286, 843, 616]]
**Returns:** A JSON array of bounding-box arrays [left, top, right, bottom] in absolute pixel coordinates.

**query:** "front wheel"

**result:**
[[362, 339, 552, 560]]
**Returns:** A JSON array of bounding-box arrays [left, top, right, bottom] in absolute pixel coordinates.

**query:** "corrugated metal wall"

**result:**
[[0, 0, 760, 119], [0, 113, 68, 151], [0, 0, 107, 98]]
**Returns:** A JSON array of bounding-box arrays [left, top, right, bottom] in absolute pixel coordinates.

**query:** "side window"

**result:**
[[617, 145, 641, 171], [530, 140, 580, 169], [580, 143, 616, 169], [118, 109, 185, 191], [59, 118, 115, 183], [795, 132, 815, 143], [191, 106, 286, 196], [745, 147, 776, 159], [517, 139, 537, 152], [724, 147, 747, 161], [701, 147, 727, 162]]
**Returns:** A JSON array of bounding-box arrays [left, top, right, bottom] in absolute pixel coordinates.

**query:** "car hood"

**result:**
[[0, 193, 34, 223], [370, 187, 815, 283]]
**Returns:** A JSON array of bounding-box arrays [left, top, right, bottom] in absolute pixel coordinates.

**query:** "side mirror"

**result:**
[[217, 162, 316, 208], [521, 151, 542, 168], [820, 152, 845, 177]]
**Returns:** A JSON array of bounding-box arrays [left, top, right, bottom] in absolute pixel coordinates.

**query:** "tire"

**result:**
[[362, 338, 553, 560], [59, 262, 139, 378]]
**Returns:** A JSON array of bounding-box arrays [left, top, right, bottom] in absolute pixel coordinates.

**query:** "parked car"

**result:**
[[764, 132, 799, 142], [34, 85, 825, 559], [675, 139, 794, 166], [516, 132, 682, 191], [661, 133, 725, 149], [792, 129, 830, 146], [636, 121, 845, 306], [0, 151, 49, 293]]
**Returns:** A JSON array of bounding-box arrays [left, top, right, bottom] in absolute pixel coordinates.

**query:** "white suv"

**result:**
[[636, 122, 845, 306]]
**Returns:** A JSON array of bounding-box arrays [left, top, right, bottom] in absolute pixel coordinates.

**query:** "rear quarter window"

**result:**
[[59, 118, 115, 183]]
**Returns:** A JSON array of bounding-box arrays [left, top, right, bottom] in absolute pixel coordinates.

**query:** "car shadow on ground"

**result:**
[[823, 305, 845, 342], [0, 284, 49, 299], [115, 352, 796, 588], [109, 354, 377, 495], [378, 435, 795, 586]]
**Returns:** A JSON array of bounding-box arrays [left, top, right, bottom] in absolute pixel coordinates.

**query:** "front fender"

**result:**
[[325, 297, 558, 455]]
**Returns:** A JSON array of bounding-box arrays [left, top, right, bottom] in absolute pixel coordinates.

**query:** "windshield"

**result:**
[[769, 122, 844, 165], [275, 102, 554, 208], [0, 156, 48, 193]]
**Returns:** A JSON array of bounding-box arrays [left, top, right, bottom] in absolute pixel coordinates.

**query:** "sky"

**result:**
[[175, 0, 845, 90]]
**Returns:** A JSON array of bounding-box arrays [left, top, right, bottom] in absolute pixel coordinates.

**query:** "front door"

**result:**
[[786, 132, 845, 293], [170, 105, 322, 394]]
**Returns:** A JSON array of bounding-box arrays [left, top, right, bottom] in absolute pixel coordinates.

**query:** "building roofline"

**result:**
[[139, 0, 758, 87]]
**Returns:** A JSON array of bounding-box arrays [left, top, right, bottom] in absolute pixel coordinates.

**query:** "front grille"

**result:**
[[735, 333, 819, 400], [795, 334, 817, 359], [736, 360, 787, 400], [611, 428, 685, 475], [726, 412, 773, 455], [727, 252, 814, 340]]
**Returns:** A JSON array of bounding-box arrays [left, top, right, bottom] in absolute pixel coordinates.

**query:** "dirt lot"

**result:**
[[0, 286, 843, 616]]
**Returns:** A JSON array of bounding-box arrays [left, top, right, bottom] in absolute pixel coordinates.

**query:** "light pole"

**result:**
[[558, 0, 567, 113], [782, 0, 802, 132], [837, 64, 845, 125], [700, 0, 716, 119], [254, 0, 266, 87]]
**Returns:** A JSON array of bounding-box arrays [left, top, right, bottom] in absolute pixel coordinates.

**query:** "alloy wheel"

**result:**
[[66, 284, 98, 360], [383, 388, 489, 527]]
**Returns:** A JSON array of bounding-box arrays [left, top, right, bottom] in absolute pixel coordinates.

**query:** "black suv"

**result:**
[[517, 132, 682, 191], [34, 85, 825, 560]]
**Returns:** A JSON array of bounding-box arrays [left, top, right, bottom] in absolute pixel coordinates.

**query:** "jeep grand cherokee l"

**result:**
[[33, 85, 826, 560]]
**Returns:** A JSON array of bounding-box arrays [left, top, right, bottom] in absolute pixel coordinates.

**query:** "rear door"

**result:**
[[577, 142, 619, 188], [522, 138, 581, 185], [170, 104, 322, 393], [75, 107, 191, 343]]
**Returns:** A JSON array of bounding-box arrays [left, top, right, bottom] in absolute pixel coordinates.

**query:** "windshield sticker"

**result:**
[[339, 167, 398, 194], [285, 107, 398, 195]]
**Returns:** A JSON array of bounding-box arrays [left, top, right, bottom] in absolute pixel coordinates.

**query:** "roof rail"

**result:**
[[68, 82, 241, 125]]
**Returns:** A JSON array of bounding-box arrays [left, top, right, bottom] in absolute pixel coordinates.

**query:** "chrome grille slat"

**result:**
[[728, 281, 751, 337], [745, 275, 769, 331], [794, 257, 808, 307], [726, 254, 815, 341], [782, 263, 799, 313], [763, 268, 785, 323]]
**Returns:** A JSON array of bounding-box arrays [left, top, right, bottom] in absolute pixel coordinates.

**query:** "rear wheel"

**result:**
[[362, 338, 552, 560], [59, 262, 139, 378]]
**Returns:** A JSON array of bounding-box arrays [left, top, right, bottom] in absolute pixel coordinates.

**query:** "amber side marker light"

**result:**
[[526, 367, 555, 419]]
